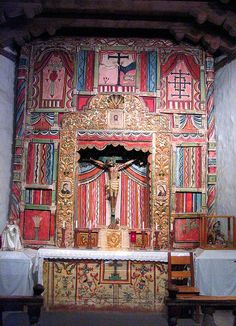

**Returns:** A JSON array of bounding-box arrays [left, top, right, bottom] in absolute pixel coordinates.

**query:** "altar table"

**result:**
[[35, 248, 190, 311], [0, 249, 37, 296], [36, 248, 171, 283], [195, 250, 236, 296]]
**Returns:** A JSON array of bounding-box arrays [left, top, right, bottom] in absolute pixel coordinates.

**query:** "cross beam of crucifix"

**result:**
[[108, 52, 129, 86]]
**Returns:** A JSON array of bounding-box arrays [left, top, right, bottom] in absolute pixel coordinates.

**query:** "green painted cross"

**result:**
[[108, 260, 123, 281]]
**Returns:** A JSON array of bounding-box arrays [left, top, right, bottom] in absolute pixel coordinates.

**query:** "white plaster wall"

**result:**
[[0, 53, 15, 232], [215, 59, 236, 215]]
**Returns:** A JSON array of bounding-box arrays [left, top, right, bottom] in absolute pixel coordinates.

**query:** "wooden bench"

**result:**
[[166, 294, 236, 326], [0, 284, 44, 326]]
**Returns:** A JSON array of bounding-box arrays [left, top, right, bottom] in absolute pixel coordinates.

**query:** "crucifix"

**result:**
[[108, 260, 123, 280], [108, 52, 129, 86], [89, 157, 135, 223]]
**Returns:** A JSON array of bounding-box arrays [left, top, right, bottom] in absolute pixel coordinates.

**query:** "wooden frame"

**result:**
[[200, 215, 236, 249], [128, 230, 151, 249], [173, 215, 201, 249], [74, 228, 99, 248], [56, 94, 172, 247]]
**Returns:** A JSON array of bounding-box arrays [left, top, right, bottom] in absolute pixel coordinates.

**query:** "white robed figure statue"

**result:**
[[2, 217, 23, 251]]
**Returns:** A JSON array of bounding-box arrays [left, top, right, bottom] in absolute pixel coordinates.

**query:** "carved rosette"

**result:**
[[57, 94, 171, 247], [153, 133, 171, 249]]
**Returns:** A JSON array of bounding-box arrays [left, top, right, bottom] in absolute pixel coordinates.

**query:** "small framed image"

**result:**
[[157, 183, 167, 198], [173, 215, 201, 249], [200, 215, 236, 249], [60, 181, 72, 195], [108, 109, 124, 129]]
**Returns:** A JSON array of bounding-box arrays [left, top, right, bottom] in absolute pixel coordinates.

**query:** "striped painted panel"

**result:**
[[176, 192, 202, 213], [77, 172, 107, 228], [77, 50, 95, 91], [10, 182, 21, 219], [15, 52, 28, 137], [25, 189, 52, 205], [140, 51, 157, 92], [175, 146, 202, 188], [26, 143, 54, 185], [120, 172, 149, 229]]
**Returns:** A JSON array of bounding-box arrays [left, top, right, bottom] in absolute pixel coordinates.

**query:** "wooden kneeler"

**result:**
[[168, 252, 200, 296], [167, 252, 200, 321], [0, 284, 44, 326]]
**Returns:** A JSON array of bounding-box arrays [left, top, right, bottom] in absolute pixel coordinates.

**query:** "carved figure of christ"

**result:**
[[89, 158, 135, 221]]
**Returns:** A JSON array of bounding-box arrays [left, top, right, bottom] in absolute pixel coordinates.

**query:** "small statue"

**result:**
[[1, 217, 23, 251], [207, 221, 226, 246]]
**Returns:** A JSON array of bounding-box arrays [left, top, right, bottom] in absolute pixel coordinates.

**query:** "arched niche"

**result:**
[[57, 94, 171, 248]]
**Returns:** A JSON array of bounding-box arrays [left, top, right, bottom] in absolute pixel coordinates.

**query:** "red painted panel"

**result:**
[[23, 210, 51, 241]]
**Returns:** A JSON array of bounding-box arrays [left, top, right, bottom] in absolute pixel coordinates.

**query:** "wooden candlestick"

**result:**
[[74, 228, 79, 248], [141, 230, 146, 249], [154, 230, 160, 250], [60, 227, 66, 248], [169, 230, 174, 249]]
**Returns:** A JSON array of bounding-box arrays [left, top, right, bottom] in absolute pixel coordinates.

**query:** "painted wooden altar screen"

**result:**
[[10, 38, 215, 250], [8, 37, 216, 311]]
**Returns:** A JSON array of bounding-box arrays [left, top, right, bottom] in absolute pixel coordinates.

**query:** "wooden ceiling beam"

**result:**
[[0, 18, 194, 35], [0, 2, 42, 24], [1, 1, 235, 42], [0, 0, 235, 64], [37, 0, 236, 35], [41, 0, 210, 15], [0, 17, 235, 54]]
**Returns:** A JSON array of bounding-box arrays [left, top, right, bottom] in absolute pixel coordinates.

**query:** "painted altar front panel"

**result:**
[[43, 259, 167, 311]]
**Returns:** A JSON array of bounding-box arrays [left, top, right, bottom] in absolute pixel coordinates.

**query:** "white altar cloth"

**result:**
[[195, 250, 236, 296], [0, 249, 37, 296], [36, 248, 189, 284], [35, 248, 191, 284]]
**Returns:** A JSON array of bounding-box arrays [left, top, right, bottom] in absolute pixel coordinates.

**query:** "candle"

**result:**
[[89, 220, 92, 230], [142, 221, 145, 230], [75, 221, 78, 229], [170, 223, 173, 231], [130, 231, 136, 243], [156, 223, 158, 231], [62, 220, 66, 229]]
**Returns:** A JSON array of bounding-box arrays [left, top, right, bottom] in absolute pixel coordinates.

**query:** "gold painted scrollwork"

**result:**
[[57, 128, 77, 247], [57, 94, 171, 248], [153, 133, 171, 249]]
